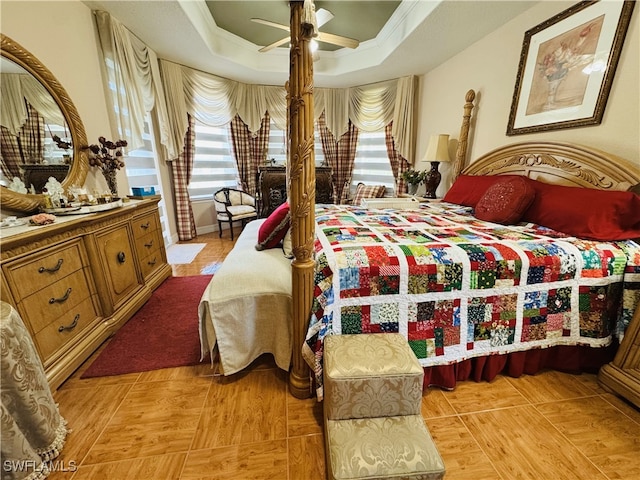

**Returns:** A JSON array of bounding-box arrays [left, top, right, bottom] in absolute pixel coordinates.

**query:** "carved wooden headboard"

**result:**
[[463, 141, 640, 191]]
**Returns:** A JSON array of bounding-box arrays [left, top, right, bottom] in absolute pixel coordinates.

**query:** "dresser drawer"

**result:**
[[34, 297, 100, 363], [139, 251, 163, 280], [132, 212, 159, 239], [134, 230, 160, 258], [21, 268, 93, 334], [3, 241, 85, 301]]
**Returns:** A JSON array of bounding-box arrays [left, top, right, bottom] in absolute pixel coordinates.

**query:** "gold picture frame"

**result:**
[[507, 0, 635, 135]]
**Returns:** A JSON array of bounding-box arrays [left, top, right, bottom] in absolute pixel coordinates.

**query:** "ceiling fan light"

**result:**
[[310, 39, 319, 53]]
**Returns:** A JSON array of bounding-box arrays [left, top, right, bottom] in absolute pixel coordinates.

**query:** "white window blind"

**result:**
[[188, 121, 238, 200], [351, 130, 394, 196]]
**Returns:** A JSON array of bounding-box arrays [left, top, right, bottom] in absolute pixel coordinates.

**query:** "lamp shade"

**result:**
[[423, 134, 451, 163]]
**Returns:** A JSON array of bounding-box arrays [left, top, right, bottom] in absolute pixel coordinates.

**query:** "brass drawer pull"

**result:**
[[38, 258, 64, 273], [140, 222, 150, 230], [58, 314, 79, 332], [117, 251, 126, 263], [49, 287, 72, 304], [147, 257, 157, 266], [144, 240, 154, 248]]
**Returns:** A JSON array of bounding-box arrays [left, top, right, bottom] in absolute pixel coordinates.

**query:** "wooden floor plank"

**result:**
[[461, 405, 607, 480]]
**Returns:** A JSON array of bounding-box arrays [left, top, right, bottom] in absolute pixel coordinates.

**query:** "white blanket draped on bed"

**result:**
[[198, 219, 293, 375]]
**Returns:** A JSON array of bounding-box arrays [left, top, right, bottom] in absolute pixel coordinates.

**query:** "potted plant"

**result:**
[[402, 169, 425, 194]]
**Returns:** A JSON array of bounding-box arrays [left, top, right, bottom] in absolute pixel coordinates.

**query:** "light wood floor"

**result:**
[[49, 230, 640, 480]]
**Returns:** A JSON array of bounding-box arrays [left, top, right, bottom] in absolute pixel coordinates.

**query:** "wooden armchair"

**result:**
[[213, 188, 257, 240]]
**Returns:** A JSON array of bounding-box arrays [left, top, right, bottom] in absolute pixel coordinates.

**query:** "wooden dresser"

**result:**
[[258, 165, 333, 217], [0, 197, 171, 390]]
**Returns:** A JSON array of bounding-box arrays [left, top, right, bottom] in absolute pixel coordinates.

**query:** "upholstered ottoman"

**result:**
[[325, 415, 445, 480], [324, 333, 424, 420]]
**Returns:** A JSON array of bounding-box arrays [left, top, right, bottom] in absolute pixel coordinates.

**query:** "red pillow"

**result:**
[[523, 180, 640, 240], [255, 202, 290, 250], [443, 175, 524, 207], [475, 177, 535, 224]]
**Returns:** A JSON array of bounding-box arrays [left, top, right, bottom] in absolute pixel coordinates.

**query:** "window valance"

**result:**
[[95, 11, 170, 153], [160, 58, 416, 162], [0, 74, 65, 135], [95, 11, 416, 163]]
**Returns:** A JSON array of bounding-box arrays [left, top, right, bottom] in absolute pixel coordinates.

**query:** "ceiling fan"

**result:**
[[252, 8, 360, 53]]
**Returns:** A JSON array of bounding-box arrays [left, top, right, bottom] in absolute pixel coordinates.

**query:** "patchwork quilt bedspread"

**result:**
[[302, 202, 640, 399]]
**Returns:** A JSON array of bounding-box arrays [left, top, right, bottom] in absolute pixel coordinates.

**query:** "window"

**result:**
[[267, 120, 325, 166], [266, 121, 286, 164], [102, 57, 171, 246], [351, 130, 394, 196], [124, 115, 171, 246], [188, 121, 238, 200]]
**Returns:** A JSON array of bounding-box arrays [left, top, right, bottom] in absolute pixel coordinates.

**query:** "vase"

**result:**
[[407, 183, 419, 195], [102, 169, 118, 196]]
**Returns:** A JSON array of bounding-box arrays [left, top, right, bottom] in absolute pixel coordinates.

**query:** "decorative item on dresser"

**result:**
[[422, 134, 451, 199], [257, 165, 332, 217], [84, 136, 128, 196], [0, 197, 171, 390]]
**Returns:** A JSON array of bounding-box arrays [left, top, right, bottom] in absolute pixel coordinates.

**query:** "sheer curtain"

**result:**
[[315, 75, 416, 164], [0, 73, 66, 135], [94, 11, 170, 152]]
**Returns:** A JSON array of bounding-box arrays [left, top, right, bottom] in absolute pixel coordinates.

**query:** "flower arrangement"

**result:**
[[85, 136, 128, 171], [84, 136, 128, 195], [401, 169, 425, 185]]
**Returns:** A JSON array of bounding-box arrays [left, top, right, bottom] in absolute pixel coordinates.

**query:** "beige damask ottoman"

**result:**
[[325, 415, 445, 480], [324, 333, 424, 420]]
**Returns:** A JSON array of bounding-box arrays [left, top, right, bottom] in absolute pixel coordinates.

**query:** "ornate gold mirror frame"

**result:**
[[1, 34, 88, 213]]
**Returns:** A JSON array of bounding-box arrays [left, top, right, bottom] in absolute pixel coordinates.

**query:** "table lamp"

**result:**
[[422, 134, 450, 199]]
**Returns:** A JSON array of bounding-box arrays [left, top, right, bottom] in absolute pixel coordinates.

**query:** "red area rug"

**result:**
[[81, 275, 212, 378]]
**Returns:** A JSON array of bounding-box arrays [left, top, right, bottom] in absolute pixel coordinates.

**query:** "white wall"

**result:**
[[417, 1, 639, 196]]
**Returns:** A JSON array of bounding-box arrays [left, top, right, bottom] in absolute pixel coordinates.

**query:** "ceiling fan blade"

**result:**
[[317, 31, 359, 49], [315, 8, 334, 28], [251, 18, 290, 33], [259, 36, 290, 53]]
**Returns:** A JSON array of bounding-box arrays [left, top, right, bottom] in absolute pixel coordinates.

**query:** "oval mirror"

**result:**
[[0, 34, 88, 213]]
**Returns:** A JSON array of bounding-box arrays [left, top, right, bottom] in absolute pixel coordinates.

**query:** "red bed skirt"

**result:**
[[423, 343, 618, 390]]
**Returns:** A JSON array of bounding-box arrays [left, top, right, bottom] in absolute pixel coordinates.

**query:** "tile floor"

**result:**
[[48, 232, 640, 480]]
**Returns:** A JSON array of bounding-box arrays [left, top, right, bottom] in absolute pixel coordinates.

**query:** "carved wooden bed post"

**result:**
[[288, 0, 315, 398], [452, 89, 476, 181]]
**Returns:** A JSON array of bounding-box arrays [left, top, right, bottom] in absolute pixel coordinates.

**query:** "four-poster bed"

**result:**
[[301, 143, 640, 399], [199, 1, 640, 402]]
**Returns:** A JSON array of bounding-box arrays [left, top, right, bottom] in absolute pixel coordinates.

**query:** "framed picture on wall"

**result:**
[[506, 0, 635, 135]]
